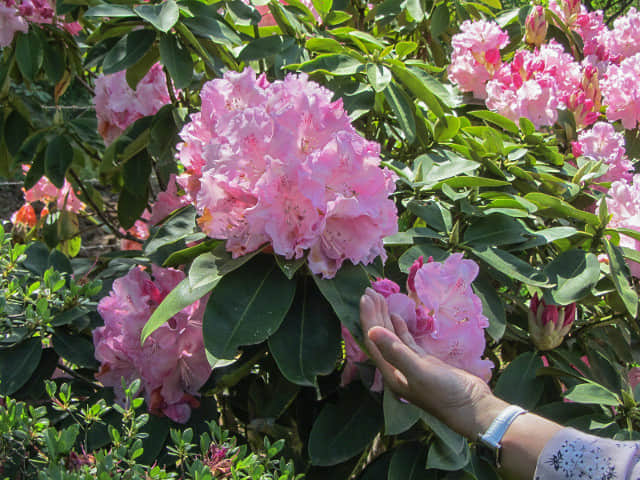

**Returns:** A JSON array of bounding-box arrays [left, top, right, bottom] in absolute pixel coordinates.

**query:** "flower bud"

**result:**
[[371, 278, 400, 298], [11, 203, 37, 230], [525, 6, 548, 47], [528, 293, 576, 350]]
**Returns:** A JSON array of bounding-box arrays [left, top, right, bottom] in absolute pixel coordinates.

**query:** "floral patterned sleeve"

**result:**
[[534, 427, 640, 480]]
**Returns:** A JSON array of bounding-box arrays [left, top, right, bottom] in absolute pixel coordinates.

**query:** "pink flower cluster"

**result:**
[[447, 20, 509, 99], [94, 63, 173, 145], [241, 0, 319, 27], [600, 54, 640, 129], [0, 0, 80, 48], [342, 254, 493, 390], [605, 174, 640, 278], [571, 122, 633, 184], [10, 165, 85, 227], [176, 68, 398, 278], [93, 266, 212, 423]]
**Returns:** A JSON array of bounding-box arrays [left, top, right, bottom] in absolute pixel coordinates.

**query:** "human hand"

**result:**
[[359, 288, 507, 439]]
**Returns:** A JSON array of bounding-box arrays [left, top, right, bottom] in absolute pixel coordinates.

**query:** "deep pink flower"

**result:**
[[93, 266, 212, 423], [176, 68, 397, 278], [371, 278, 400, 298]]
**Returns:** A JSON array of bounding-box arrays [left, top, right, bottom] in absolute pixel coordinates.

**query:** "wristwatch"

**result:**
[[476, 405, 528, 468]]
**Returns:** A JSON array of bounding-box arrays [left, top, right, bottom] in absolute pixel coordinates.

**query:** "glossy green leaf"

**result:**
[[159, 34, 193, 89], [544, 250, 599, 305], [383, 389, 421, 435], [388, 443, 430, 480], [472, 246, 549, 286], [134, 0, 179, 32], [494, 351, 544, 409], [469, 110, 519, 134], [308, 387, 383, 466], [203, 255, 296, 359], [524, 192, 599, 226], [463, 215, 528, 248], [366, 63, 391, 92], [226, 0, 262, 25], [429, 3, 449, 37], [604, 239, 638, 318], [16, 31, 43, 82], [391, 64, 444, 118], [473, 273, 506, 341], [427, 437, 470, 471], [564, 383, 621, 406], [0, 339, 42, 395], [103, 30, 156, 75], [238, 36, 295, 62], [269, 280, 341, 386], [384, 81, 416, 143], [298, 54, 362, 75], [52, 330, 99, 369], [45, 135, 72, 188], [85, 5, 135, 16], [312, 262, 371, 341]]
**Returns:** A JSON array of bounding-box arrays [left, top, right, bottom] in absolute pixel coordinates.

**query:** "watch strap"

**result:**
[[477, 405, 527, 468]]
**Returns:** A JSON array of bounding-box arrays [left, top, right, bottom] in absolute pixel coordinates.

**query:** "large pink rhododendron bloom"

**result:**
[[93, 266, 212, 423], [0, 0, 80, 47], [342, 254, 493, 390], [94, 63, 173, 145], [601, 53, 640, 129], [176, 68, 398, 278], [605, 175, 640, 277]]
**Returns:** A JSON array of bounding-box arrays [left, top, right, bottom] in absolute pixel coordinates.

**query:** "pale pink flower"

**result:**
[[94, 63, 173, 145], [176, 68, 397, 278], [18, 165, 85, 214], [448, 20, 509, 99], [572, 122, 633, 184], [629, 367, 640, 389], [549, 0, 581, 26], [605, 175, 640, 277], [601, 53, 640, 129], [601, 7, 640, 60], [93, 266, 212, 423], [0, 2, 28, 47], [149, 174, 189, 224]]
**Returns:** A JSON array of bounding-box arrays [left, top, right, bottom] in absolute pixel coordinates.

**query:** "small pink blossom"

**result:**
[[605, 175, 640, 277], [93, 266, 212, 423], [94, 63, 173, 145], [370, 278, 400, 298], [340, 326, 383, 392]]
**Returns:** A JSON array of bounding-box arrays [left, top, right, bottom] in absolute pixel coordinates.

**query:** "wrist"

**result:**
[[464, 394, 510, 440]]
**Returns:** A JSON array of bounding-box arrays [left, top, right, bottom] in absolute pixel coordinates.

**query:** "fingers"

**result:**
[[364, 329, 410, 393], [367, 326, 423, 382], [390, 313, 424, 355]]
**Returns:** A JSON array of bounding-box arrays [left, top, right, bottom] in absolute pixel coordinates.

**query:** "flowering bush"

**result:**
[[176, 68, 398, 278]]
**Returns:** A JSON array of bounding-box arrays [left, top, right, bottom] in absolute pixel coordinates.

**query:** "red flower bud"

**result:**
[[528, 293, 576, 350]]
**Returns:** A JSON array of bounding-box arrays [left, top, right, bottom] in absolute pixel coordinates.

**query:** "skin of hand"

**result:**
[[359, 288, 563, 479]]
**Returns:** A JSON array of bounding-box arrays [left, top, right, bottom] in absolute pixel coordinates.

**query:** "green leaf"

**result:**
[[463, 215, 528, 248], [144, 207, 197, 255], [117, 188, 148, 231], [45, 135, 73, 188], [103, 30, 156, 75], [4, 110, 31, 156], [0, 339, 42, 395], [564, 383, 621, 406], [434, 115, 460, 142], [604, 239, 638, 318], [312, 0, 332, 18], [396, 41, 417, 58], [391, 64, 444, 118], [226, 0, 262, 25], [297, 54, 362, 76], [158, 34, 193, 90], [429, 3, 449, 37], [524, 192, 599, 226], [421, 411, 466, 454], [544, 250, 599, 305], [517, 226, 579, 249], [469, 111, 519, 134], [15, 31, 43, 82], [398, 243, 448, 272], [238, 36, 295, 62], [162, 239, 220, 267], [494, 351, 544, 409], [312, 262, 371, 342], [134, 0, 179, 32], [269, 279, 341, 386], [388, 443, 430, 480], [308, 387, 383, 466], [182, 17, 242, 48], [472, 273, 506, 341], [324, 10, 351, 25], [414, 149, 480, 186], [366, 63, 392, 92], [405, 0, 424, 21], [471, 246, 550, 286], [85, 4, 135, 16], [384, 82, 416, 144], [52, 330, 99, 369], [383, 389, 421, 435], [427, 437, 470, 471], [203, 255, 296, 359]]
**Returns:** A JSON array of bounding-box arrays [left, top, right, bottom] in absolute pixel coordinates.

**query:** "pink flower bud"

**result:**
[[528, 293, 576, 350], [371, 278, 401, 298], [525, 6, 548, 47], [407, 255, 424, 294]]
